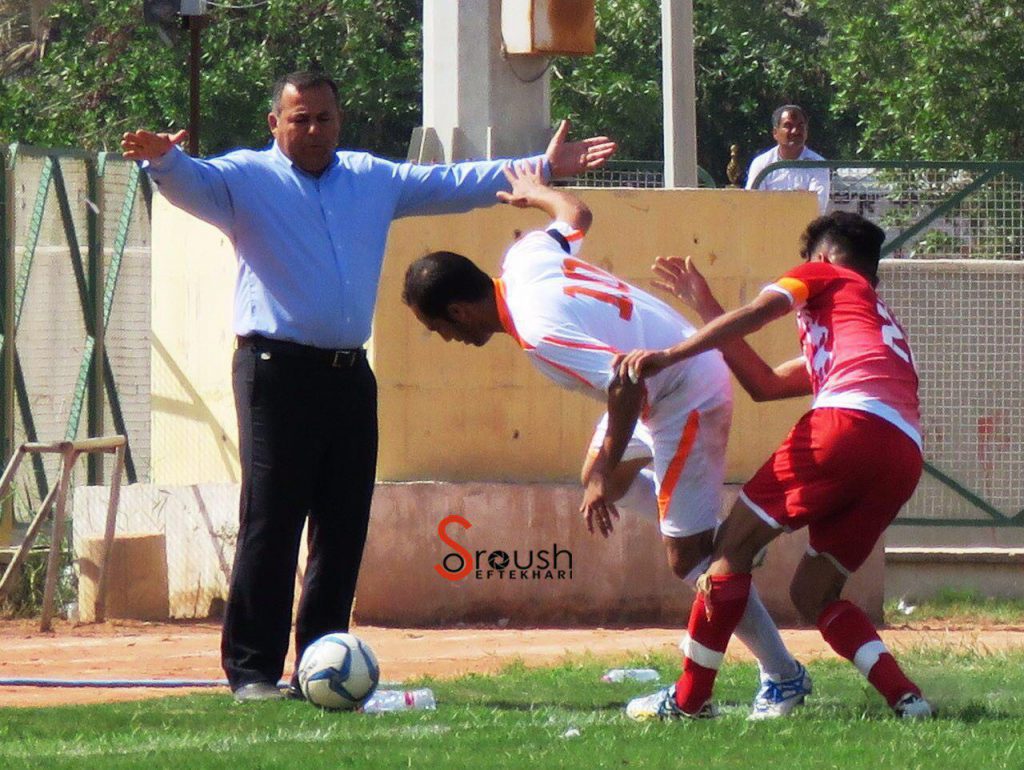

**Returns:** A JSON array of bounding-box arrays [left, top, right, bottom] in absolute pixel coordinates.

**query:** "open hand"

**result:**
[[545, 119, 617, 178], [496, 160, 546, 207], [121, 129, 188, 162], [580, 473, 620, 538], [652, 256, 717, 313]]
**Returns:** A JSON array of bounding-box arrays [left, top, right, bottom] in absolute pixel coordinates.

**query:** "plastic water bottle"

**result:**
[[601, 668, 661, 683], [361, 688, 437, 713]]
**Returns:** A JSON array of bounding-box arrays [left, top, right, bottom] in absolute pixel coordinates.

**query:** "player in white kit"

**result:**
[[402, 161, 811, 718]]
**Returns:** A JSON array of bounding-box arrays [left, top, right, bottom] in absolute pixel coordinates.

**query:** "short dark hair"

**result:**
[[402, 251, 493, 320], [800, 211, 887, 284], [772, 104, 806, 128], [271, 72, 340, 113]]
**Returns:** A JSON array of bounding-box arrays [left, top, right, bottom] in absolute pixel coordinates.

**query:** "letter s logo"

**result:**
[[435, 514, 472, 581]]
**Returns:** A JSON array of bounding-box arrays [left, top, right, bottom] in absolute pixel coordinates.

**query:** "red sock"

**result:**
[[817, 600, 920, 707], [674, 573, 751, 713]]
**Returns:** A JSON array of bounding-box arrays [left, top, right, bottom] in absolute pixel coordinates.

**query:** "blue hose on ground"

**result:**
[[0, 678, 290, 688]]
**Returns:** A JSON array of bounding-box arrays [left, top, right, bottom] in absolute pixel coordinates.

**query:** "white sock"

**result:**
[[734, 586, 799, 682], [614, 468, 659, 523], [678, 568, 796, 681]]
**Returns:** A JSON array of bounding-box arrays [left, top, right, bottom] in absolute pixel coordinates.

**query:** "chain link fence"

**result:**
[[1, 146, 152, 616]]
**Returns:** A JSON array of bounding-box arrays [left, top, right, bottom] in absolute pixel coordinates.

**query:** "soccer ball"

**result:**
[[297, 632, 380, 709]]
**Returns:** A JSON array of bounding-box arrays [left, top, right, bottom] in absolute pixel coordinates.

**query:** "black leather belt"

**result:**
[[237, 335, 365, 368]]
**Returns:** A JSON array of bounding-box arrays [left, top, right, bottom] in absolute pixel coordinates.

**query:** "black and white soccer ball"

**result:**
[[297, 632, 380, 709]]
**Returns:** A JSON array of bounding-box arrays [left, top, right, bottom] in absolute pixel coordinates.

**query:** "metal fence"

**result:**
[[0, 145, 152, 535], [753, 160, 1024, 261], [568, 159, 717, 189]]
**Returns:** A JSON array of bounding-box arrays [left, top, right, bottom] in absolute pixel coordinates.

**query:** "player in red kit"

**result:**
[[621, 211, 932, 721]]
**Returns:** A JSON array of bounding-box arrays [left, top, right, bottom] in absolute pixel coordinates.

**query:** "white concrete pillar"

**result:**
[[415, 0, 552, 162], [662, 0, 698, 188]]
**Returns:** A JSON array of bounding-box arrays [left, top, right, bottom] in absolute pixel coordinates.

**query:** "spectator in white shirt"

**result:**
[[745, 105, 830, 214]]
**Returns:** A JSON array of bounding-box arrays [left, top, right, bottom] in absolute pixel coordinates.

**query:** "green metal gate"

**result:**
[[0, 145, 152, 525]]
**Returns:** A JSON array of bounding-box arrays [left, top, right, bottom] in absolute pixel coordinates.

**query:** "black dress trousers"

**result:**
[[221, 336, 378, 689]]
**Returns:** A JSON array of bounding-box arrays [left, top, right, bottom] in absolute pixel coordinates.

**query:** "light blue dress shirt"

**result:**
[[145, 142, 544, 348]]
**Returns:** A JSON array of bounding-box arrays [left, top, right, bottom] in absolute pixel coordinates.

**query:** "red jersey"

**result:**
[[763, 261, 922, 449]]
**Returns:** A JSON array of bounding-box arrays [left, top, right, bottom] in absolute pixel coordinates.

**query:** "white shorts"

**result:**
[[588, 413, 655, 464], [588, 396, 731, 539]]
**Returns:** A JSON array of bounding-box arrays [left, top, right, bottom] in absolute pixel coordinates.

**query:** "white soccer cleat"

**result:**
[[749, 662, 813, 720], [893, 692, 933, 720], [625, 685, 717, 721]]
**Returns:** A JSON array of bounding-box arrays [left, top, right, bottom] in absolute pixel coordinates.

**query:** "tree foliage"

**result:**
[[0, 0, 421, 157], [551, 0, 856, 182], [3, 0, 1023, 171], [810, 0, 1024, 159]]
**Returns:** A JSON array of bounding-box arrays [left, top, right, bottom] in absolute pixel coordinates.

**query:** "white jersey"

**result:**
[[494, 221, 731, 424]]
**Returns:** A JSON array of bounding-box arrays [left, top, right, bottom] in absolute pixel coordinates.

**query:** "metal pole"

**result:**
[[188, 17, 201, 156], [39, 445, 75, 631]]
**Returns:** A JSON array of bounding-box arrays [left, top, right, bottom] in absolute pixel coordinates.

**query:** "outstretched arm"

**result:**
[[649, 256, 811, 400], [497, 160, 593, 233], [617, 276, 793, 385]]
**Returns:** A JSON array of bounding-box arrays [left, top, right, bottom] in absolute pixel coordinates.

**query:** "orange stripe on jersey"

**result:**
[[541, 335, 618, 353], [493, 278, 533, 350], [657, 410, 700, 521], [773, 276, 809, 306], [564, 229, 584, 242], [534, 354, 597, 389]]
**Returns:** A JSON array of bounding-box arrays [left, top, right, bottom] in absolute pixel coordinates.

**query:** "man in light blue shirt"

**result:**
[[122, 71, 616, 703]]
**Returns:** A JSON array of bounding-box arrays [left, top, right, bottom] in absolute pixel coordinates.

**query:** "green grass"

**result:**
[[2, 649, 1023, 769], [885, 588, 1024, 625]]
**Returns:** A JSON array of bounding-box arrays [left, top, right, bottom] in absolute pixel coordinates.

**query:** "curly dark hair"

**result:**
[[799, 211, 886, 285]]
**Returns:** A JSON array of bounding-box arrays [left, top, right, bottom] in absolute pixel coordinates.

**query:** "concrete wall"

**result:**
[[74, 481, 884, 626], [139, 186, 897, 627]]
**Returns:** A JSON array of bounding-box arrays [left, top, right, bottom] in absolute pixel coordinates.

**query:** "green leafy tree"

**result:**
[[551, 0, 855, 183], [0, 0, 421, 157], [811, 0, 1024, 159]]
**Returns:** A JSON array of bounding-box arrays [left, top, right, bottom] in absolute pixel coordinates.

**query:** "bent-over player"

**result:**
[[619, 212, 932, 720], [402, 161, 811, 719]]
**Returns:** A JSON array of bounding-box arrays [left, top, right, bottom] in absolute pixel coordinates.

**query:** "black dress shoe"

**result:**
[[233, 682, 284, 702]]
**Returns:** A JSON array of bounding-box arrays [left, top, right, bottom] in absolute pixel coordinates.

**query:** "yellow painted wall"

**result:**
[[151, 188, 818, 484], [376, 188, 816, 481], [150, 197, 240, 484]]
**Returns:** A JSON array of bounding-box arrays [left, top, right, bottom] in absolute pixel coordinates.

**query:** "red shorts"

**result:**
[[740, 408, 923, 574]]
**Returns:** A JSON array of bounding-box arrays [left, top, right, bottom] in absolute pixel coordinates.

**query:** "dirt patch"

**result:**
[[1, 618, 1022, 708]]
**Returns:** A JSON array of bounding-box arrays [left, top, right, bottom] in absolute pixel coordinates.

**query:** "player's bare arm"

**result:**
[[544, 119, 617, 178], [121, 129, 188, 162], [651, 256, 812, 401], [497, 160, 593, 233], [616, 290, 792, 384], [580, 375, 644, 538]]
